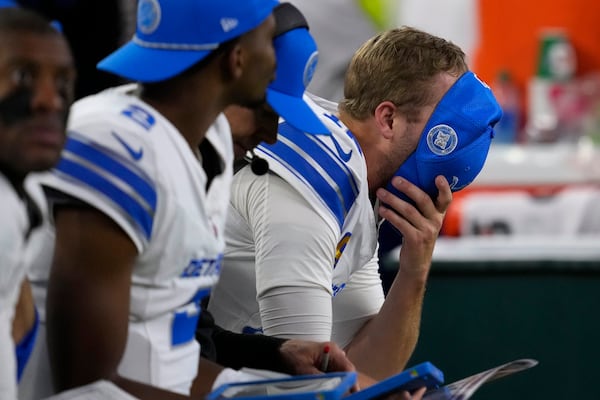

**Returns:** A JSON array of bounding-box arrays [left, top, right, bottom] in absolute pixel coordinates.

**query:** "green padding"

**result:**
[[407, 267, 600, 399]]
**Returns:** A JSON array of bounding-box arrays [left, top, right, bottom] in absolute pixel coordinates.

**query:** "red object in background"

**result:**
[[441, 183, 599, 236], [472, 0, 600, 122]]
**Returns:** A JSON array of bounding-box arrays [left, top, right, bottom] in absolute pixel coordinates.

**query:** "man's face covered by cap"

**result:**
[[386, 71, 503, 203]]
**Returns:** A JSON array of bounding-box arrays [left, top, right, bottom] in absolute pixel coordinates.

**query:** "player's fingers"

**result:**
[[326, 342, 356, 374], [377, 201, 414, 236], [434, 175, 452, 213], [376, 186, 426, 233], [384, 177, 445, 221]]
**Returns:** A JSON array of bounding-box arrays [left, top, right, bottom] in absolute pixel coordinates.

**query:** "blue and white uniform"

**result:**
[[38, 84, 232, 394], [0, 174, 29, 399], [208, 94, 384, 349]]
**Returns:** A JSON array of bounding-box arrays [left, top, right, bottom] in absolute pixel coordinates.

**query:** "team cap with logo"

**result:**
[[266, 3, 329, 134], [388, 71, 503, 200], [98, 0, 278, 83]]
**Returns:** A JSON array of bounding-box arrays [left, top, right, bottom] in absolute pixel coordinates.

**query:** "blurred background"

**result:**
[[10, 0, 600, 398]]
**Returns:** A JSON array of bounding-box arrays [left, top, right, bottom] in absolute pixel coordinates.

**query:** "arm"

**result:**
[[249, 173, 339, 341], [345, 176, 452, 380], [192, 344, 358, 397], [198, 305, 355, 375], [47, 206, 189, 399]]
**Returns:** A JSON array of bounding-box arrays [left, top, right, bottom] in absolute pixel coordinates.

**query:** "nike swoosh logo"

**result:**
[[331, 136, 352, 162], [111, 131, 143, 161]]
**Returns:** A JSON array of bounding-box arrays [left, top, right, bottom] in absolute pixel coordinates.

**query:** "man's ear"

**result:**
[[374, 101, 402, 140], [222, 43, 244, 81]]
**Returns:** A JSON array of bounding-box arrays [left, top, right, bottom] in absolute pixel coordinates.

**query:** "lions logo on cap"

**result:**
[[138, 0, 161, 35], [303, 51, 318, 89], [426, 124, 458, 156]]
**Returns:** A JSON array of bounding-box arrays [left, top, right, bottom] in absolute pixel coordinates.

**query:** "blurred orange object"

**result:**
[[472, 0, 600, 121]]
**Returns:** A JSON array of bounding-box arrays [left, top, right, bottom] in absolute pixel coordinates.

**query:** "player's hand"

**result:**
[[279, 340, 355, 374], [279, 340, 358, 390], [376, 176, 451, 276]]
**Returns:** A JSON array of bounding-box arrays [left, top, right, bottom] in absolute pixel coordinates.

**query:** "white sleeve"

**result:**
[[248, 172, 339, 342], [331, 253, 385, 349]]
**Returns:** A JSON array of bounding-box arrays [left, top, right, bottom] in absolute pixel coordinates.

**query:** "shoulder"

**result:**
[[64, 85, 166, 176], [69, 85, 162, 140], [40, 88, 165, 250]]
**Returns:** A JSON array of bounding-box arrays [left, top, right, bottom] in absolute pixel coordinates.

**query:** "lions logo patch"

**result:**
[[426, 124, 458, 156], [303, 51, 319, 88], [138, 0, 161, 35]]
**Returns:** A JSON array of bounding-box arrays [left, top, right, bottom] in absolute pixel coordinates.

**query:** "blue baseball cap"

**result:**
[[387, 71, 502, 201], [98, 0, 279, 83], [266, 3, 329, 134]]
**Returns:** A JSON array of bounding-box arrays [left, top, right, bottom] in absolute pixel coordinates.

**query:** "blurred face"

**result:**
[[233, 15, 277, 108], [0, 31, 75, 179], [225, 102, 279, 160]]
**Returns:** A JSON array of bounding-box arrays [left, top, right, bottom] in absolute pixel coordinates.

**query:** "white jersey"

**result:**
[[208, 94, 384, 349], [37, 84, 233, 394], [0, 173, 30, 399], [18, 176, 55, 400]]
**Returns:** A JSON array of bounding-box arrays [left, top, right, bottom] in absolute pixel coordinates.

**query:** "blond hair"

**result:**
[[339, 26, 468, 121]]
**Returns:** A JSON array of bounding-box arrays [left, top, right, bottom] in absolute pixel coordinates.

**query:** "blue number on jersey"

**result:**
[[121, 104, 156, 131]]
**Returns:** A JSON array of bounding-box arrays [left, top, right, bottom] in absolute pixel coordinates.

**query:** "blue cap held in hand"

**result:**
[[98, 0, 278, 83], [387, 71, 502, 202], [266, 3, 329, 134]]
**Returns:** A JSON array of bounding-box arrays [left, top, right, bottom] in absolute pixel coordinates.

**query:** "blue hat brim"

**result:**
[[97, 41, 212, 83], [267, 89, 329, 134]]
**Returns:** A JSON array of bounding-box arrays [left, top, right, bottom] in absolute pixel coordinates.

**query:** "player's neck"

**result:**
[[142, 88, 226, 152], [339, 112, 376, 156], [339, 112, 387, 195]]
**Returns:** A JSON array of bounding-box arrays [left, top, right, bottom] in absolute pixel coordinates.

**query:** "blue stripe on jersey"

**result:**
[[278, 123, 359, 206], [260, 123, 358, 228], [55, 136, 157, 239]]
